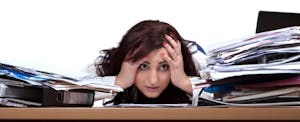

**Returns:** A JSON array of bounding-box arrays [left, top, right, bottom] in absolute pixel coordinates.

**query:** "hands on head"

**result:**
[[115, 34, 192, 97], [96, 20, 197, 100], [161, 34, 191, 94]]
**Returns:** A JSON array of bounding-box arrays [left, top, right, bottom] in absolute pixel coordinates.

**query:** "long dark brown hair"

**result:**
[[95, 20, 198, 104]]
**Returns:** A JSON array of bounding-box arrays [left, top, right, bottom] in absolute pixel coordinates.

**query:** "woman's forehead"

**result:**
[[145, 48, 168, 62], [149, 48, 167, 55]]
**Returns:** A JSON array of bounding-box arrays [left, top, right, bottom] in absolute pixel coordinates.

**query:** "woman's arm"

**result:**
[[162, 35, 207, 95], [161, 35, 193, 94], [115, 51, 148, 89]]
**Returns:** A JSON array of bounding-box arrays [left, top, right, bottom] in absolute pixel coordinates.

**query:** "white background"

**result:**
[[1, 0, 300, 78]]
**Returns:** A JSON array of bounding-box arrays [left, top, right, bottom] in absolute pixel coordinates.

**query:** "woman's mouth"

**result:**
[[146, 86, 159, 92]]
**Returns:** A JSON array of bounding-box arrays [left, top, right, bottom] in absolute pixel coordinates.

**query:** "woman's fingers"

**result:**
[[163, 34, 182, 60], [161, 51, 173, 64], [167, 34, 181, 53], [163, 41, 176, 60]]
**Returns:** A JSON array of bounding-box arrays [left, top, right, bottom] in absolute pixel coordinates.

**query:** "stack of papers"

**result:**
[[196, 26, 300, 106], [0, 62, 123, 107], [202, 26, 300, 81], [0, 62, 123, 93]]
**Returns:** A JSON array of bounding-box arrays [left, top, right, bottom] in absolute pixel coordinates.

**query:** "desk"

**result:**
[[1, 107, 300, 120]]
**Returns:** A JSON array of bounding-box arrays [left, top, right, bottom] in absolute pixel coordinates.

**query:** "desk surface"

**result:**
[[1, 107, 300, 120]]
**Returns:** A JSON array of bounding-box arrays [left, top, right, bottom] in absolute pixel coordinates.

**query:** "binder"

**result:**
[[0, 84, 95, 107], [0, 83, 42, 102], [42, 86, 94, 107]]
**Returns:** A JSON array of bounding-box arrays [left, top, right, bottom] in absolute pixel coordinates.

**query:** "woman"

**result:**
[[94, 20, 206, 105]]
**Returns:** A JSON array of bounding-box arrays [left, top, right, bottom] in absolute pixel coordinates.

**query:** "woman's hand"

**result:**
[[115, 52, 148, 89], [161, 34, 192, 94]]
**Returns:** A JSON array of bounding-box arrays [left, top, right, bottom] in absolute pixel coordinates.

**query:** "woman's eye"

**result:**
[[159, 64, 169, 71], [138, 64, 149, 70]]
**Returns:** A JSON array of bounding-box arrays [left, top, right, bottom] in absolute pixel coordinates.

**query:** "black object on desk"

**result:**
[[256, 11, 300, 33]]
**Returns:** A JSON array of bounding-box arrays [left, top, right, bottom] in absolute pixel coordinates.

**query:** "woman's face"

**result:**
[[135, 48, 171, 98]]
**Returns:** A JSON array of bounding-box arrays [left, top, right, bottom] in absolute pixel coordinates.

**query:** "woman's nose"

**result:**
[[148, 70, 159, 85]]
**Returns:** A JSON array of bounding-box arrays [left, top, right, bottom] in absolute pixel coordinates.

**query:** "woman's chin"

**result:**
[[144, 93, 160, 98]]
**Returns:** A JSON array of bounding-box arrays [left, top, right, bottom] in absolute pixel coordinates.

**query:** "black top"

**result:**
[[105, 84, 191, 105]]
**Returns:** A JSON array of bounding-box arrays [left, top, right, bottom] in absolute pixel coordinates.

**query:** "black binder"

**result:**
[[42, 87, 94, 107], [0, 84, 94, 107], [0, 83, 42, 102]]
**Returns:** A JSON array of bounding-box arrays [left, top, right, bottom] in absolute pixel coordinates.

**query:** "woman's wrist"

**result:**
[[115, 74, 132, 89], [173, 74, 193, 95]]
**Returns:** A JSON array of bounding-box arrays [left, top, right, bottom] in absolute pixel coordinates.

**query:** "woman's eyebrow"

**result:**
[[143, 61, 167, 64], [143, 61, 150, 64], [159, 61, 167, 64]]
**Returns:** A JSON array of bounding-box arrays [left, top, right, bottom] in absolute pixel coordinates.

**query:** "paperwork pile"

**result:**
[[197, 26, 300, 106], [0, 62, 123, 107]]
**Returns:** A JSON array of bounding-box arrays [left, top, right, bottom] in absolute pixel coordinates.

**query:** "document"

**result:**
[[202, 26, 300, 81], [0, 62, 123, 93], [0, 59, 123, 107], [194, 26, 300, 107]]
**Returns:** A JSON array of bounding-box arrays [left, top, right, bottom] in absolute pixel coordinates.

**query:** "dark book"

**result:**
[[0, 84, 94, 107]]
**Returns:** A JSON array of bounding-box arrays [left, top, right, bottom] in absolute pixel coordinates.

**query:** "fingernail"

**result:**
[[146, 54, 150, 58], [162, 41, 167, 46], [165, 34, 169, 38], [160, 52, 165, 56]]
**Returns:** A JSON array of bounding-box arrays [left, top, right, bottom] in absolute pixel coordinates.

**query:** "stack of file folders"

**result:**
[[0, 62, 123, 107], [196, 26, 300, 106]]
